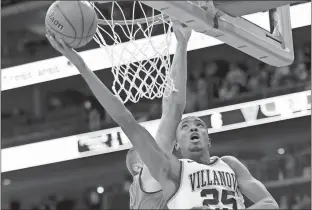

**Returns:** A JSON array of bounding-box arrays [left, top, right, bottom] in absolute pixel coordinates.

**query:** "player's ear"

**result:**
[[132, 163, 142, 173], [175, 141, 180, 150], [208, 137, 211, 148]]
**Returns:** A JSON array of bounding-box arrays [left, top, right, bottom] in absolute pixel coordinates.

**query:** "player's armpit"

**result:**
[[221, 156, 279, 209]]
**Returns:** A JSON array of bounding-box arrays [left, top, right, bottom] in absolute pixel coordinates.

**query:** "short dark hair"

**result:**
[[178, 116, 206, 128]]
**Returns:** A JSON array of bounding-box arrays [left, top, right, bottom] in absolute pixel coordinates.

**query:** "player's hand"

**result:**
[[172, 21, 192, 44], [46, 34, 86, 69]]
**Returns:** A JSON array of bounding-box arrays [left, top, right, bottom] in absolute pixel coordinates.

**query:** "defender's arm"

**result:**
[[157, 24, 190, 151], [221, 156, 279, 209], [141, 24, 191, 192]]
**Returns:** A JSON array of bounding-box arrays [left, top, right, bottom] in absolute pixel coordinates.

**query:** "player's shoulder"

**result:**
[[220, 155, 240, 164], [220, 156, 246, 172]]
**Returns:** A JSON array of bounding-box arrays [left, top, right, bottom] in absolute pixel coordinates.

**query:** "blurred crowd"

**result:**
[[280, 193, 311, 210], [1, 42, 311, 147], [183, 44, 311, 113]]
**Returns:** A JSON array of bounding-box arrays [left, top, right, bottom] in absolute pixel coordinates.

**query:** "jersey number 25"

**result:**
[[201, 188, 238, 210]]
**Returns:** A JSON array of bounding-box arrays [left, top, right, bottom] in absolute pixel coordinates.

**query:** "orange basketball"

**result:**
[[45, 1, 98, 49]]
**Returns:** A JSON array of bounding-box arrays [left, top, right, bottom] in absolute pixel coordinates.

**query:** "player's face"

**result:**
[[176, 117, 210, 159]]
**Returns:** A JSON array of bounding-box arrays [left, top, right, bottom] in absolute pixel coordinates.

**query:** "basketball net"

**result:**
[[91, 1, 175, 103]]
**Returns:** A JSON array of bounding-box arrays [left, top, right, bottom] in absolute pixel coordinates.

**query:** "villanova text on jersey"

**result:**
[[188, 169, 239, 194]]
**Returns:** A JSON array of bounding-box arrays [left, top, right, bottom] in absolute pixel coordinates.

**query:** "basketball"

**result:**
[[45, 1, 98, 49]]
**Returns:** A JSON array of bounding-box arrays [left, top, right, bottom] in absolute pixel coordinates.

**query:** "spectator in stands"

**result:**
[[300, 194, 311, 209], [85, 191, 101, 210], [196, 77, 209, 110], [279, 195, 288, 209], [88, 109, 101, 132], [291, 193, 303, 209], [226, 63, 247, 87], [184, 82, 197, 113], [247, 62, 270, 93], [270, 65, 294, 88], [219, 63, 247, 100], [300, 149, 311, 177], [292, 63, 309, 83], [277, 155, 286, 180], [303, 43, 311, 70], [285, 154, 296, 179], [84, 100, 102, 131], [203, 61, 220, 100], [48, 96, 62, 110], [188, 62, 203, 111], [189, 62, 202, 82], [294, 47, 306, 67], [278, 191, 311, 210], [218, 80, 240, 100]]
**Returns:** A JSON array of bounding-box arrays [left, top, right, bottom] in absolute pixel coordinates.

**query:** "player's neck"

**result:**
[[194, 150, 210, 165]]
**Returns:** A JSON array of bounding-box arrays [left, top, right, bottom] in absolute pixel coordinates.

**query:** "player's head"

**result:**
[[175, 116, 211, 160], [126, 148, 143, 176]]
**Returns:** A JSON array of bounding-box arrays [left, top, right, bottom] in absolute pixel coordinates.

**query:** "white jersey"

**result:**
[[167, 157, 245, 209]]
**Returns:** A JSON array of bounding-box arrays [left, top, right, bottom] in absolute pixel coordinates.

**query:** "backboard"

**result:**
[[142, 1, 297, 67]]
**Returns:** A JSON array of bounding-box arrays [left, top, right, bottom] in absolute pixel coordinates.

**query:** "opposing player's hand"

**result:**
[[46, 34, 85, 69], [172, 21, 192, 44]]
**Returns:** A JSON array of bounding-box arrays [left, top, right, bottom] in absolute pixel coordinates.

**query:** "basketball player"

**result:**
[[126, 23, 192, 209], [47, 24, 278, 210]]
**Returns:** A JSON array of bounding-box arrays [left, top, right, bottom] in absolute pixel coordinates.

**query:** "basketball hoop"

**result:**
[[91, 1, 174, 103]]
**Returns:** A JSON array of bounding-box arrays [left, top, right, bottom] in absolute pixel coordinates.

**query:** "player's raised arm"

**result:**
[[140, 23, 191, 191], [156, 23, 191, 151], [46, 34, 181, 186], [221, 156, 279, 209]]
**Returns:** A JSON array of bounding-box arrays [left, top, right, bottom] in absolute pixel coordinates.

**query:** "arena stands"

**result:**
[[1, 1, 311, 210]]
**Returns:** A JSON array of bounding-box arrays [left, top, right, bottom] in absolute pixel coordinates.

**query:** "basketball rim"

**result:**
[[92, 1, 171, 26]]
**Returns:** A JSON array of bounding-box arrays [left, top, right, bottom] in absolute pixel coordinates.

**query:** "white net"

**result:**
[[92, 1, 175, 103]]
